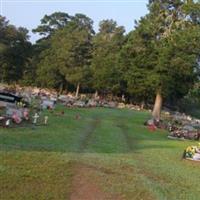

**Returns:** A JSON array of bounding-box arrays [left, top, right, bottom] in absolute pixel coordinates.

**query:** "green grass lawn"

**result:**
[[0, 106, 200, 200]]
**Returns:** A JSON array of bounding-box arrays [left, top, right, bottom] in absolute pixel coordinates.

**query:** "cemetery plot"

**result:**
[[145, 111, 200, 141], [0, 91, 52, 128], [1, 107, 200, 200]]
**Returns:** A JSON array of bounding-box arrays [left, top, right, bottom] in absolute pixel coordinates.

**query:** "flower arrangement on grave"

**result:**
[[17, 101, 26, 108], [185, 146, 196, 158], [12, 112, 22, 124], [184, 143, 200, 159]]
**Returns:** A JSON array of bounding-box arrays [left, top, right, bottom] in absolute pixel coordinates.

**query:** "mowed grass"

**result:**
[[0, 106, 200, 200]]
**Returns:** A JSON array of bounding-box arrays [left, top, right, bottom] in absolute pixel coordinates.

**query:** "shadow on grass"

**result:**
[[0, 108, 176, 154], [0, 130, 175, 154]]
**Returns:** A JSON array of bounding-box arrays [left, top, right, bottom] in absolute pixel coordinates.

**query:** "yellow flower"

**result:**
[[186, 146, 196, 155], [186, 146, 192, 152]]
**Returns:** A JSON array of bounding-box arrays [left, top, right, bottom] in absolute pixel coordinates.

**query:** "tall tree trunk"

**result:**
[[75, 83, 80, 98], [140, 101, 145, 110], [111, 93, 114, 101], [121, 94, 125, 102], [59, 83, 64, 95], [152, 91, 162, 121], [94, 90, 98, 99]]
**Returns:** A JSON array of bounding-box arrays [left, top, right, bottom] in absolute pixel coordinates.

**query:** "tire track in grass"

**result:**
[[117, 123, 135, 152], [69, 117, 123, 200], [77, 117, 101, 152]]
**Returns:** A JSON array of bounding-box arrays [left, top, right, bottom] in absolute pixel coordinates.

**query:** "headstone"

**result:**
[[33, 113, 39, 124], [73, 101, 85, 107], [118, 103, 126, 109], [41, 99, 55, 109], [6, 106, 23, 118], [44, 116, 48, 125], [5, 119, 10, 127], [108, 101, 117, 108], [87, 99, 97, 107]]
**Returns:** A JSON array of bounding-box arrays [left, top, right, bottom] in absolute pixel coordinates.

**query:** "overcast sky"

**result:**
[[1, 0, 149, 43]]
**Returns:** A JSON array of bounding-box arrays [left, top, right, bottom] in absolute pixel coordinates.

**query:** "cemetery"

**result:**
[[1, 0, 200, 199], [1, 85, 200, 199]]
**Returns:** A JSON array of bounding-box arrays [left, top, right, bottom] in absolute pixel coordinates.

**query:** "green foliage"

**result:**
[[91, 19, 125, 94], [121, 0, 200, 104], [1, 1, 200, 105], [32, 12, 72, 37], [178, 82, 200, 117], [0, 16, 32, 83], [120, 30, 157, 103], [34, 13, 94, 91]]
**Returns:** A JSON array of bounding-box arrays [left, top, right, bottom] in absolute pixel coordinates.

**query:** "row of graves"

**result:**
[[167, 113, 200, 162], [163, 112, 200, 141], [0, 84, 143, 110], [58, 94, 142, 110], [146, 111, 200, 140], [0, 91, 50, 128], [145, 111, 200, 162], [0, 87, 97, 129]]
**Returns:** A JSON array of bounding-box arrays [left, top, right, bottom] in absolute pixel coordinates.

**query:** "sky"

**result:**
[[1, 0, 149, 43]]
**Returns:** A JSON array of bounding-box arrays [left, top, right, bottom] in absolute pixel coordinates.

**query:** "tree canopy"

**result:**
[[0, 0, 200, 114], [91, 19, 125, 95], [0, 16, 32, 83]]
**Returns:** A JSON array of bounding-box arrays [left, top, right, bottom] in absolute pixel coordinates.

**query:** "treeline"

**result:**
[[0, 0, 200, 119]]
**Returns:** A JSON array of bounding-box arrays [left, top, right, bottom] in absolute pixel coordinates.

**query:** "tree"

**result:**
[[91, 19, 125, 96], [30, 12, 73, 88], [53, 14, 94, 96], [0, 16, 32, 83], [150, 0, 200, 120], [123, 0, 200, 120], [32, 12, 72, 38], [35, 13, 94, 95], [120, 30, 156, 105]]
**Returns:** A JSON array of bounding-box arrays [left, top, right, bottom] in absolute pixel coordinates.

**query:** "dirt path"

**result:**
[[70, 118, 123, 200], [70, 118, 114, 200], [69, 163, 122, 200]]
